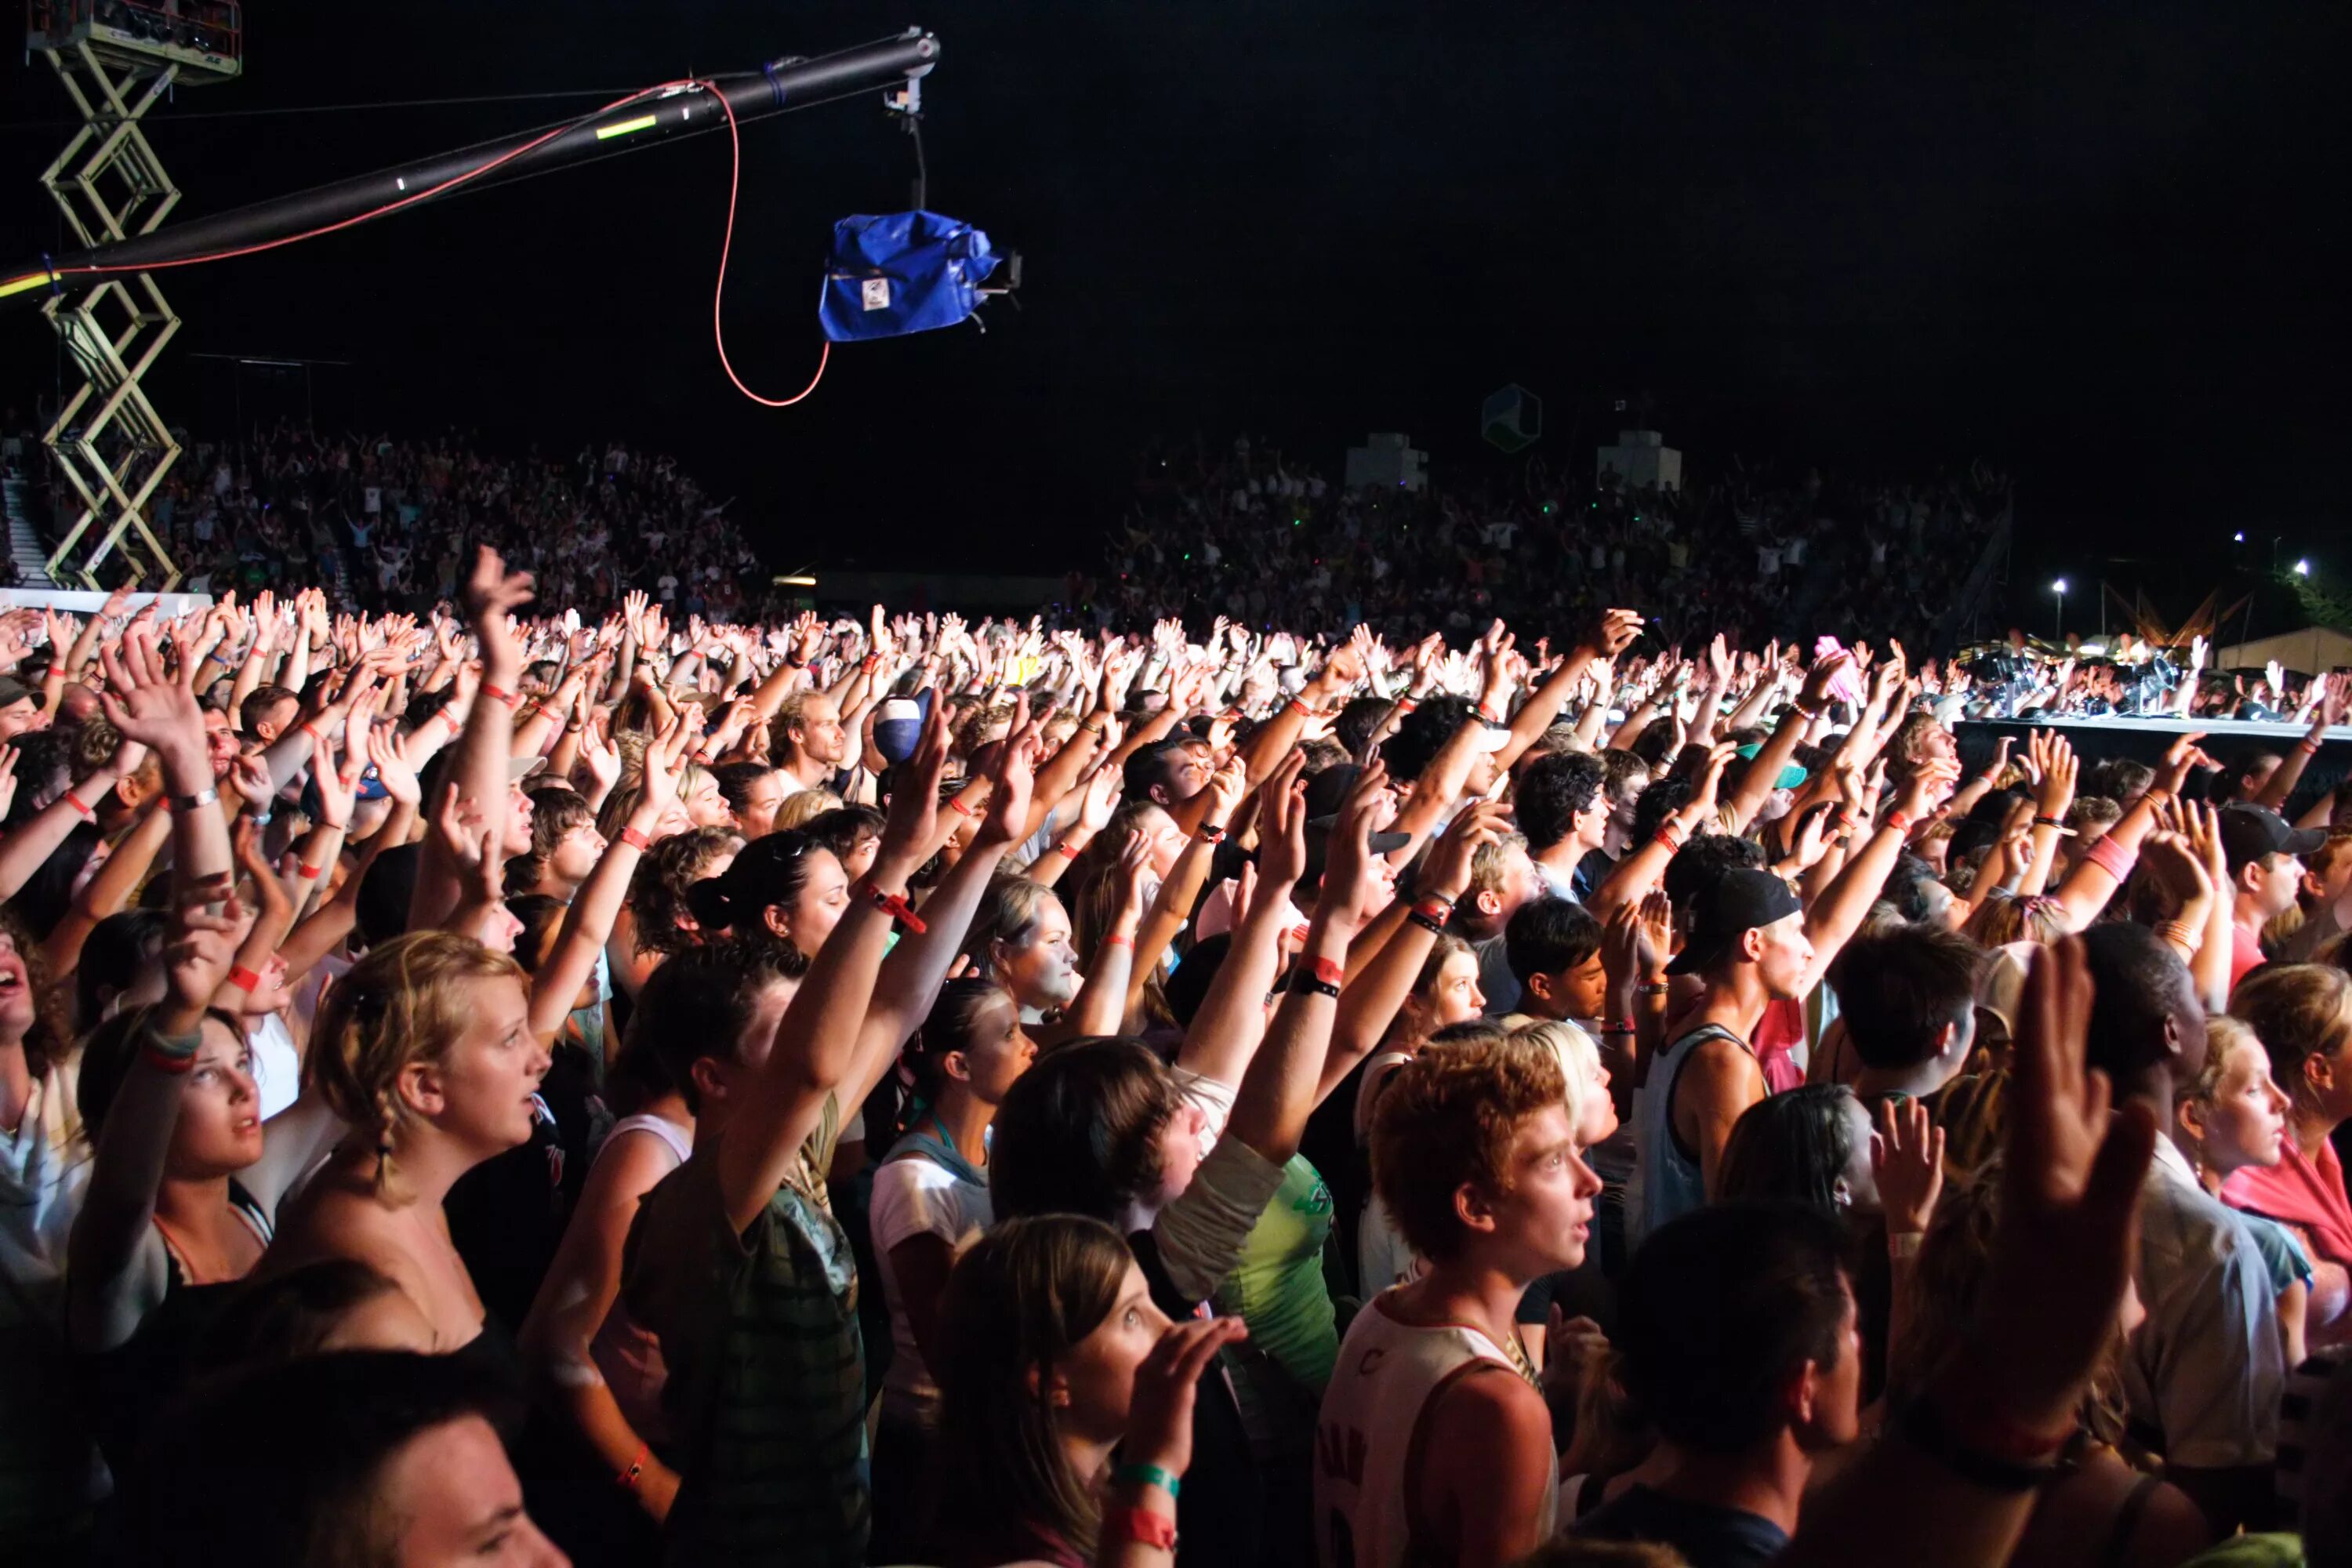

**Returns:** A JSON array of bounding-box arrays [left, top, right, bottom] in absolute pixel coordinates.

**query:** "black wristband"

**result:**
[[1406, 909, 1446, 936], [1286, 972, 1341, 1000]]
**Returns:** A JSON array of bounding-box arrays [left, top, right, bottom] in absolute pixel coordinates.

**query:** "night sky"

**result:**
[[5, 2, 2344, 615]]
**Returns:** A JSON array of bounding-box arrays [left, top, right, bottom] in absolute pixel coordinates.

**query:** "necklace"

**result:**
[[1479, 1309, 1540, 1388]]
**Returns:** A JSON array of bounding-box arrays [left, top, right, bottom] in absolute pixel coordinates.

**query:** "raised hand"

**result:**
[[1254, 750, 1311, 891], [310, 724, 364, 829], [97, 622, 205, 771], [461, 545, 534, 632], [365, 724, 423, 807], [1119, 1316, 1250, 1487], [1871, 1096, 1946, 1236], [874, 699, 951, 877], [430, 783, 491, 874], [978, 696, 1040, 848], [1319, 759, 1396, 931], [1422, 797, 1508, 903], [163, 874, 245, 1022], [2033, 733, 2078, 818], [1978, 938, 2156, 1436], [1200, 755, 1249, 832], [1895, 757, 1963, 822]]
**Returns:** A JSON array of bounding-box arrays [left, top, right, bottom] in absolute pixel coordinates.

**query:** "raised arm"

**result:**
[[2053, 731, 2212, 932], [834, 708, 1037, 1115], [409, 547, 532, 931], [1221, 763, 1391, 1165], [526, 715, 684, 1042], [1491, 609, 1642, 775], [1318, 799, 1503, 1103], [2255, 677, 2343, 812], [1173, 751, 1308, 1091], [1777, 939, 2155, 1568], [713, 701, 948, 1236], [1794, 757, 1960, 994], [1722, 652, 1849, 835], [66, 649, 240, 1353]]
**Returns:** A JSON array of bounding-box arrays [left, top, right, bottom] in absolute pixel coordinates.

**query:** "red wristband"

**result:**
[[616, 1443, 648, 1492], [1286, 698, 1311, 718], [62, 789, 94, 821], [1107, 1506, 1178, 1552], [1104, 932, 1135, 950], [297, 862, 324, 880], [1476, 702, 1501, 724], [1195, 823, 1227, 844], [862, 881, 927, 935], [2301, 738, 2323, 756], [1883, 809, 1915, 836], [143, 1043, 199, 1075], [1054, 840, 1081, 858], [228, 965, 263, 993], [300, 721, 324, 742], [1308, 956, 1345, 989], [619, 826, 651, 851], [949, 796, 976, 817], [481, 682, 519, 708]]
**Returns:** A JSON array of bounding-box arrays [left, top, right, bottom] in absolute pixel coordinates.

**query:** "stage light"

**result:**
[[773, 574, 817, 586], [2295, 560, 2311, 576], [2051, 579, 2067, 595], [2234, 532, 2245, 542]]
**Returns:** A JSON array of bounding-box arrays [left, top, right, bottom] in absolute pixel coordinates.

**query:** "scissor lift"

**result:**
[[24, 0, 241, 589]]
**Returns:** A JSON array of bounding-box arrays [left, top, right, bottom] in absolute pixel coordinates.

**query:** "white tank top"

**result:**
[[1313, 1294, 1555, 1568], [604, 1112, 691, 1165]]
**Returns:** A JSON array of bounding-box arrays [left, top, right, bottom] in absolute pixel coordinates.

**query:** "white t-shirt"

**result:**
[[869, 1150, 993, 1418], [249, 1012, 302, 1120]]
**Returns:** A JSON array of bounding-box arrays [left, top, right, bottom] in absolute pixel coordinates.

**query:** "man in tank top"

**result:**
[[1314, 1029, 1602, 1568]]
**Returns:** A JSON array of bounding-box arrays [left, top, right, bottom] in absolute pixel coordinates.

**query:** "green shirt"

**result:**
[[1214, 1152, 1338, 1392], [622, 1094, 867, 1566]]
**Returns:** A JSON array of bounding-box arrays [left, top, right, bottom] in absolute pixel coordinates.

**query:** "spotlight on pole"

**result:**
[[2295, 560, 2312, 577]]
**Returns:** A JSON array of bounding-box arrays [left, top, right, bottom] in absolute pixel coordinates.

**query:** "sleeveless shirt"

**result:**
[[1312, 1294, 1554, 1568], [1635, 1024, 1743, 1247]]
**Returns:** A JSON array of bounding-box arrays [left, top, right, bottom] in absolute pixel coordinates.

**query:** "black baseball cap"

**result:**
[[1665, 868, 1805, 976], [2217, 804, 2325, 874]]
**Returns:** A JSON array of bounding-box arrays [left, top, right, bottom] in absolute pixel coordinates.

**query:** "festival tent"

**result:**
[[2218, 626, 2352, 677]]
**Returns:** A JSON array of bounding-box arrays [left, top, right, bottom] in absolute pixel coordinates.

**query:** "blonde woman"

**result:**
[[771, 786, 844, 833], [262, 932, 550, 1364]]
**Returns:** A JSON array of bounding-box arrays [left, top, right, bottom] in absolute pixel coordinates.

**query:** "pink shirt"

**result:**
[[2229, 924, 2267, 993], [2223, 1132, 2352, 1272]]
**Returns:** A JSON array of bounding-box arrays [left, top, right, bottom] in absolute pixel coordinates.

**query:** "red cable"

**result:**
[[27, 74, 828, 408], [49, 80, 697, 278], [702, 84, 829, 406]]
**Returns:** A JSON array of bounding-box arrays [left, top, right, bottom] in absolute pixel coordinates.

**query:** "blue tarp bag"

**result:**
[[818, 210, 998, 342]]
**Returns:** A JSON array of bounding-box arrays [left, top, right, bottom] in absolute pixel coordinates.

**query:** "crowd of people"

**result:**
[[0, 535, 2347, 1568], [1088, 436, 2013, 652], [115, 423, 775, 620]]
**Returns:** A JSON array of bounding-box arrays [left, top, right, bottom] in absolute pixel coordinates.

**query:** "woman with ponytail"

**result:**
[[681, 827, 849, 960], [261, 931, 550, 1367], [868, 978, 1039, 1559]]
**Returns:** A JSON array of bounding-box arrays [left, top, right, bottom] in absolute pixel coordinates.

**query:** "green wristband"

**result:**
[[1111, 1462, 1181, 1499]]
